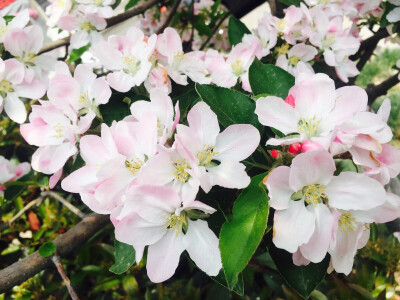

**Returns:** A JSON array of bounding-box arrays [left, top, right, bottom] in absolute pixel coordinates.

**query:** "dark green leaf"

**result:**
[[99, 92, 131, 126], [228, 16, 251, 46], [194, 15, 213, 37], [39, 241, 57, 257], [125, 0, 139, 11], [109, 240, 136, 274], [68, 44, 90, 62], [267, 234, 329, 299], [249, 58, 295, 99], [3, 15, 15, 24], [380, 2, 397, 27], [211, 269, 244, 296], [171, 81, 200, 120], [195, 84, 264, 134], [219, 173, 269, 289], [277, 0, 302, 6]]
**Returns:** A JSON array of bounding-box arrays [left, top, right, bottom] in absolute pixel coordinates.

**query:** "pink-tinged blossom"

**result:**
[[255, 73, 367, 149], [144, 65, 171, 94], [58, 12, 106, 50], [276, 43, 317, 75], [0, 58, 46, 123], [0, 156, 30, 197], [0, 9, 29, 42], [114, 185, 222, 283], [275, 5, 306, 45], [3, 25, 57, 84], [156, 28, 211, 85], [265, 150, 386, 265], [47, 62, 111, 116], [46, 0, 73, 27], [206, 37, 262, 91], [76, 0, 115, 18], [91, 27, 157, 92], [253, 13, 279, 57], [20, 100, 95, 177]]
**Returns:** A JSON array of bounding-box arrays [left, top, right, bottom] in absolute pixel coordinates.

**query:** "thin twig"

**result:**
[[38, 0, 159, 54], [199, 11, 230, 50], [156, 0, 183, 34], [42, 191, 86, 219], [52, 255, 80, 300], [366, 72, 400, 105], [0, 197, 43, 233]]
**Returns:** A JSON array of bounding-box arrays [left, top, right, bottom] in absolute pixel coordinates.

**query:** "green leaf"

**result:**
[[219, 173, 269, 289], [380, 2, 397, 27], [195, 84, 264, 134], [125, 0, 139, 10], [170, 80, 200, 120], [99, 92, 131, 126], [228, 16, 251, 46], [249, 58, 295, 99], [211, 270, 244, 296], [39, 241, 57, 257], [267, 234, 329, 299], [3, 15, 15, 24], [277, 0, 302, 6], [68, 44, 90, 62], [194, 15, 213, 37], [109, 240, 136, 274], [1, 244, 20, 255]]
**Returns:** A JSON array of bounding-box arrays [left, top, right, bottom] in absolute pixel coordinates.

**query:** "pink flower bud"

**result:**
[[270, 149, 280, 158], [301, 140, 323, 153], [284, 95, 295, 107], [29, 9, 39, 20], [288, 143, 301, 154]]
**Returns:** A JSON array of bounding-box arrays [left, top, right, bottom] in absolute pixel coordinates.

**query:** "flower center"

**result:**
[[231, 60, 244, 76], [277, 43, 290, 55], [171, 158, 190, 183], [125, 158, 144, 176], [173, 51, 184, 70], [80, 21, 95, 32], [297, 116, 321, 138], [122, 54, 141, 76], [57, 0, 65, 7], [197, 145, 218, 166], [78, 91, 89, 103], [53, 123, 64, 138], [338, 212, 356, 233], [302, 184, 328, 206], [166, 214, 187, 235], [0, 25, 8, 37], [94, 0, 103, 6], [0, 80, 13, 94], [322, 34, 336, 49], [276, 19, 286, 31], [20, 52, 37, 66], [289, 55, 300, 66]]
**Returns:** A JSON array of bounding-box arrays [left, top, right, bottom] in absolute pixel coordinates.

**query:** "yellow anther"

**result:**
[[197, 144, 218, 166], [21, 52, 37, 65], [122, 53, 141, 76], [80, 21, 95, 32], [277, 43, 290, 55], [231, 60, 244, 76], [276, 19, 287, 31], [339, 212, 356, 233], [0, 25, 8, 37], [53, 123, 64, 138], [172, 51, 184, 70], [289, 55, 300, 66], [297, 116, 321, 138], [171, 159, 190, 183], [0, 80, 13, 94], [78, 91, 89, 103], [125, 158, 144, 176], [302, 184, 328, 206], [166, 214, 187, 236]]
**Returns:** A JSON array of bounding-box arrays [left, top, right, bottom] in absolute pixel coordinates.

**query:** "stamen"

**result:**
[[125, 158, 144, 176], [165, 214, 187, 236], [53, 123, 64, 138], [288, 55, 300, 66], [0, 80, 13, 94], [297, 116, 321, 138], [231, 60, 244, 76], [302, 184, 328, 206], [339, 212, 356, 233], [171, 159, 190, 182], [122, 54, 142, 76], [197, 145, 218, 166], [277, 43, 290, 55]]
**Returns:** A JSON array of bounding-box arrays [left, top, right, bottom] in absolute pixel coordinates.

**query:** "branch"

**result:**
[[42, 191, 86, 219], [366, 72, 400, 105], [38, 0, 159, 54], [0, 213, 109, 293], [156, 0, 182, 34], [0, 197, 43, 233], [199, 11, 230, 50], [52, 255, 80, 300]]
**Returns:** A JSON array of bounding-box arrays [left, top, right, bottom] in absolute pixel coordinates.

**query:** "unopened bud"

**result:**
[[288, 143, 301, 154], [270, 149, 280, 158]]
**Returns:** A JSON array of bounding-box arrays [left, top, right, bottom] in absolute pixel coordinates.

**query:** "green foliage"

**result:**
[[38, 242, 57, 257], [109, 240, 136, 274], [68, 44, 91, 63], [99, 92, 131, 126], [125, 0, 139, 11], [195, 84, 264, 134], [228, 16, 251, 46], [277, 0, 302, 6], [249, 58, 295, 99], [219, 173, 269, 290]]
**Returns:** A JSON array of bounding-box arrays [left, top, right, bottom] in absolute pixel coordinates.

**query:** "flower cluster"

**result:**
[[0, 156, 30, 198], [260, 71, 400, 274], [60, 90, 260, 282]]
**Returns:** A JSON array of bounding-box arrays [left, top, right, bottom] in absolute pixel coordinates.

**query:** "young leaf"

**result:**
[[249, 58, 295, 99], [219, 172, 269, 289], [39, 241, 57, 257], [267, 234, 329, 299], [109, 240, 136, 274], [125, 0, 139, 11], [68, 44, 90, 63], [228, 16, 251, 46], [195, 84, 264, 134]]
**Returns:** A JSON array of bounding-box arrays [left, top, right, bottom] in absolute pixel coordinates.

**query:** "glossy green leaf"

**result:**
[[277, 0, 302, 6], [39, 241, 57, 257], [99, 92, 131, 126], [267, 234, 329, 299], [109, 240, 136, 274], [249, 58, 295, 99], [228, 16, 251, 46], [195, 84, 264, 134], [68, 44, 90, 62], [219, 173, 269, 289], [125, 0, 139, 11], [212, 270, 244, 296]]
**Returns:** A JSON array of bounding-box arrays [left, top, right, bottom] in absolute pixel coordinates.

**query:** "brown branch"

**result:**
[[38, 0, 159, 54], [156, 0, 182, 34], [366, 72, 400, 105], [52, 255, 80, 300], [199, 11, 230, 50], [0, 213, 109, 293]]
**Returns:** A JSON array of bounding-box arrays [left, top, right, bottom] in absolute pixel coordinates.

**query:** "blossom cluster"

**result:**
[[259, 71, 400, 274], [0, 156, 30, 198]]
